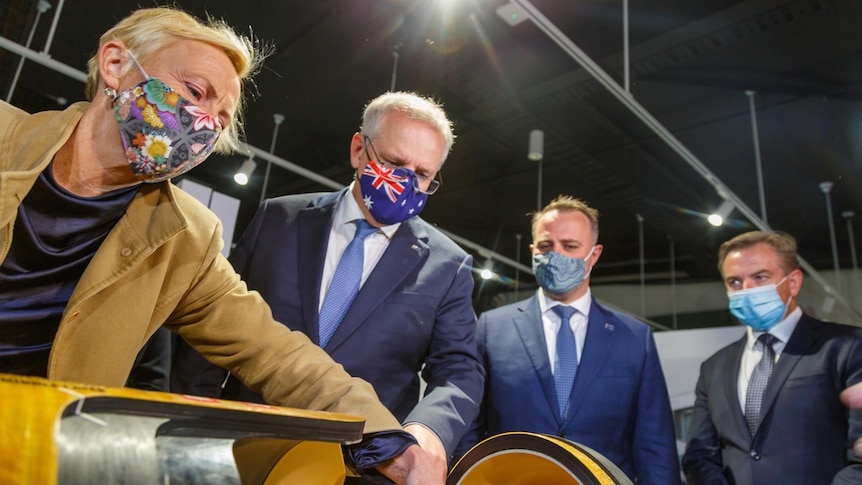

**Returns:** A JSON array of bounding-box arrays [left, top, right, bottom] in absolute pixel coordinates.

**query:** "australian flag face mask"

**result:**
[[357, 158, 428, 225]]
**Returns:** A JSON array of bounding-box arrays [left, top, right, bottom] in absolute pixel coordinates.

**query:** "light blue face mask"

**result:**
[[532, 247, 595, 296], [727, 276, 790, 332]]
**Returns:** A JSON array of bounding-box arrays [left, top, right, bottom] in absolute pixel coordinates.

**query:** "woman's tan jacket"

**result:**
[[0, 100, 399, 434]]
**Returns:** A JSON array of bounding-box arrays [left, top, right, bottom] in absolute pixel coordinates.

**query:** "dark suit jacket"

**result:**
[[176, 190, 483, 456], [682, 314, 862, 484], [456, 294, 680, 484]]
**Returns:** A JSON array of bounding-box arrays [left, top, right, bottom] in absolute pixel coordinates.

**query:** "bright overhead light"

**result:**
[[234, 158, 257, 185], [708, 200, 735, 227], [480, 268, 494, 280]]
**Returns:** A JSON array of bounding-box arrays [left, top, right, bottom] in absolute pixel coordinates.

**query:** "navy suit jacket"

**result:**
[[456, 294, 680, 484], [184, 190, 483, 456], [682, 314, 862, 484]]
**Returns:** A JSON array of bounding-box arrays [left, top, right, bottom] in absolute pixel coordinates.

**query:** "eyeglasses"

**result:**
[[363, 136, 442, 195]]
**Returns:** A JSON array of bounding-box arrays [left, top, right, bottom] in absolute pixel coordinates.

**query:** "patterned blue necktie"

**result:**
[[552, 305, 579, 418], [745, 333, 777, 435], [318, 219, 377, 347]]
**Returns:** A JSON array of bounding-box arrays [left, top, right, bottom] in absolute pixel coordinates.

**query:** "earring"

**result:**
[[104, 86, 117, 98]]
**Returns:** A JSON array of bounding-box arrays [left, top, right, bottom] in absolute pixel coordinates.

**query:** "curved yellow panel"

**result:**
[[449, 432, 633, 485], [453, 449, 581, 484], [263, 441, 345, 485]]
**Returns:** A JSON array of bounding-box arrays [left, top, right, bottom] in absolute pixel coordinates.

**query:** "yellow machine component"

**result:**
[[449, 432, 634, 485], [0, 373, 364, 485]]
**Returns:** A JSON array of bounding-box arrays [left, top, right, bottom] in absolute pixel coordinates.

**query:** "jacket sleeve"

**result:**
[[402, 252, 485, 458], [452, 310, 489, 461], [167, 222, 402, 435], [832, 332, 862, 484], [632, 329, 682, 485], [168, 198, 272, 398], [681, 360, 731, 485]]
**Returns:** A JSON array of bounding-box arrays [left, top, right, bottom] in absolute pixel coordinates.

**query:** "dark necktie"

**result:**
[[745, 333, 777, 435], [552, 305, 579, 418], [318, 219, 377, 347]]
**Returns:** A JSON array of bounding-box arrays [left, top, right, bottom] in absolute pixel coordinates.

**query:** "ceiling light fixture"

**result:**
[[528, 129, 544, 161], [707, 199, 735, 227], [820, 181, 841, 292], [496, 2, 529, 27], [233, 157, 257, 185], [480, 259, 495, 280]]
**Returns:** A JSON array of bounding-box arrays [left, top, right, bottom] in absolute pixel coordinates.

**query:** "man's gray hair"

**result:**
[[360, 91, 455, 164]]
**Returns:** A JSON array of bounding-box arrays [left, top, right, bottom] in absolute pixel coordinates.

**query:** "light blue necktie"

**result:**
[[552, 305, 579, 418], [318, 219, 377, 347]]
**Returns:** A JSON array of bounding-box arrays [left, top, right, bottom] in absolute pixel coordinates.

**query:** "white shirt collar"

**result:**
[[745, 306, 801, 349], [537, 287, 593, 317]]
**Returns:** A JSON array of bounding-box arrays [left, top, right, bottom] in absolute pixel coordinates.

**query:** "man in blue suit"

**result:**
[[456, 196, 680, 484], [682, 231, 862, 484], [174, 92, 483, 482]]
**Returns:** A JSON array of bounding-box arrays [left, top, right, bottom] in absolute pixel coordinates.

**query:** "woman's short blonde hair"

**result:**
[[85, 7, 264, 153]]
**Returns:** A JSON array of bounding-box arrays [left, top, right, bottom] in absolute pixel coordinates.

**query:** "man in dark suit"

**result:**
[[682, 230, 862, 484], [843, 382, 862, 458], [174, 91, 483, 481], [456, 196, 680, 484]]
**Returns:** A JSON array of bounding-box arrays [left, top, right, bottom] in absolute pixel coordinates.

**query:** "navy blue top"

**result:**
[[0, 164, 137, 375]]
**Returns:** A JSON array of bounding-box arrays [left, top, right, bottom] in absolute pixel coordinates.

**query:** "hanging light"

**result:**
[[708, 199, 735, 227], [480, 259, 495, 280], [528, 129, 544, 161], [233, 157, 257, 185]]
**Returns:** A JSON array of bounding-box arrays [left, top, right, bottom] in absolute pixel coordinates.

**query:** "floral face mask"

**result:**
[[111, 51, 222, 183]]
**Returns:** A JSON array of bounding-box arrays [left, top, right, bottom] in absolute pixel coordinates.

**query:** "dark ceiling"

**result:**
[[2, 0, 861, 305]]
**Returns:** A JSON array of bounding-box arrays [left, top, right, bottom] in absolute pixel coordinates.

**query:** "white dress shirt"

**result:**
[[318, 184, 399, 312], [736, 306, 801, 411], [538, 287, 592, 374]]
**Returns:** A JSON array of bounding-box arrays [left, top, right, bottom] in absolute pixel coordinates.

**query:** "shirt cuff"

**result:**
[[344, 430, 418, 479]]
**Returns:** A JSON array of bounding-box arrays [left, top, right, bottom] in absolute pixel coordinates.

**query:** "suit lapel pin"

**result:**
[[604, 322, 615, 331]]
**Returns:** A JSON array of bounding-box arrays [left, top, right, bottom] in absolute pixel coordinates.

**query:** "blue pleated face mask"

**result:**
[[532, 247, 596, 296], [727, 276, 790, 331]]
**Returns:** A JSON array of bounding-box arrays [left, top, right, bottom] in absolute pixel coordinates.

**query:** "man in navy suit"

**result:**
[[682, 231, 862, 484], [843, 382, 862, 458], [456, 196, 680, 484], [174, 91, 483, 482]]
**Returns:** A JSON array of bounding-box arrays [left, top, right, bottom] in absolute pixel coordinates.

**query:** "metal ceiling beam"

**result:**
[[0, 35, 86, 83], [511, 0, 861, 321]]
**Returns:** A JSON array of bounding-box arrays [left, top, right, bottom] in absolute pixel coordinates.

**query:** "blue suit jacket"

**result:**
[[456, 294, 680, 484], [191, 190, 484, 456], [682, 314, 862, 484]]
